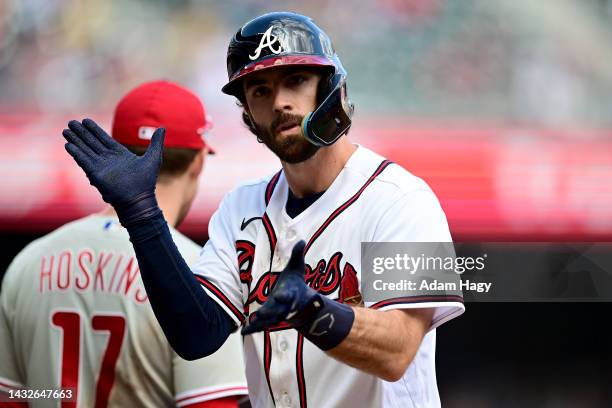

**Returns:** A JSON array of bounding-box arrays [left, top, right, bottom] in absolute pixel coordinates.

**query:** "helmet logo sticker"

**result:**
[[249, 26, 285, 60]]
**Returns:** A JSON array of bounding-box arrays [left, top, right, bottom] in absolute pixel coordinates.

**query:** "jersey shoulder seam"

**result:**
[[345, 162, 431, 195], [224, 171, 282, 203]]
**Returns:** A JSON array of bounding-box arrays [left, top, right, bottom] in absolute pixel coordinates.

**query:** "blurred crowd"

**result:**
[[2, 0, 612, 126]]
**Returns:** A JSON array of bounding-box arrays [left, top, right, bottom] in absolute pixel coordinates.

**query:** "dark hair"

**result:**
[[126, 146, 200, 178], [238, 101, 259, 136]]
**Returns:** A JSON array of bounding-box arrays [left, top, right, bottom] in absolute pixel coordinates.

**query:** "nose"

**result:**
[[273, 86, 293, 113]]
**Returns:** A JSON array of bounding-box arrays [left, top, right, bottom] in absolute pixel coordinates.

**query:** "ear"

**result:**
[[188, 149, 206, 179]]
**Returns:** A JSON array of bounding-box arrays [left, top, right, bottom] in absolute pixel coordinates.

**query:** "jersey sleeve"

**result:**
[[191, 194, 246, 326], [366, 188, 465, 330], [0, 260, 25, 392], [173, 332, 248, 407]]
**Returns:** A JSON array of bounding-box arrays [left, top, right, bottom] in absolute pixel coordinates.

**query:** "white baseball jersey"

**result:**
[[0, 215, 248, 408], [192, 146, 465, 408]]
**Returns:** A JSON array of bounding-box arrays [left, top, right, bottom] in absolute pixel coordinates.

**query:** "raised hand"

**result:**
[[63, 118, 165, 224]]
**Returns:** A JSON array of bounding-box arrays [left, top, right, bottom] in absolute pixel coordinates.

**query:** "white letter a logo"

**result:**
[[249, 26, 284, 60]]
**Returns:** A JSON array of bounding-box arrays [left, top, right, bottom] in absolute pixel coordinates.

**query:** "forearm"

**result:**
[[326, 307, 433, 381], [126, 212, 234, 359]]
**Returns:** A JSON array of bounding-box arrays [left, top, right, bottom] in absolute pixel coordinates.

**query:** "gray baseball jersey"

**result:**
[[0, 215, 248, 407]]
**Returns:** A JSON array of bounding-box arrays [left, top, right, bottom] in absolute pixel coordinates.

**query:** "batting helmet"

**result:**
[[221, 12, 354, 147]]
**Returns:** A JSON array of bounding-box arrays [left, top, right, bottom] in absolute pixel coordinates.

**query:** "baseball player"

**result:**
[[62, 12, 465, 408], [0, 81, 248, 407]]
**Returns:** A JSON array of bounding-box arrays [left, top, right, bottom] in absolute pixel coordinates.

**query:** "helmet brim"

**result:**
[[221, 54, 335, 96]]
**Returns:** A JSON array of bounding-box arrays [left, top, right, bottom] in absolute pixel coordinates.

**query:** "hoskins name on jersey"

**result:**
[[38, 249, 147, 303]]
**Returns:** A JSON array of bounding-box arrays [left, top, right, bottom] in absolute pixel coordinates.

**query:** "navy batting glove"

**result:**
[[63, 119, 165, 226], [242, 241, 317, 334], [242, 241, 355, 351]]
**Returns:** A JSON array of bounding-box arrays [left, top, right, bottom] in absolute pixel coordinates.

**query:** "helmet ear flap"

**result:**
[[316, 68, 335, 104], [302, 76, 353, 147]]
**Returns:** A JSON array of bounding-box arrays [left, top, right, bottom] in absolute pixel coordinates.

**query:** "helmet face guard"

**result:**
[[223, 12, 354, 147], [301, 76, 354, 146]]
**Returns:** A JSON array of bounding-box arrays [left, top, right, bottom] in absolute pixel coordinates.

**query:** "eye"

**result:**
[[286, 74, 307, 86], [252, 86, 270, 98]]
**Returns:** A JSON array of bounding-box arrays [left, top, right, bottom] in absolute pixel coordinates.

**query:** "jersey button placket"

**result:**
[[273, 227, 286, 269], [285, 228, 297, 242], [281, 391, 292, 407], [278, 336, 289, 352]]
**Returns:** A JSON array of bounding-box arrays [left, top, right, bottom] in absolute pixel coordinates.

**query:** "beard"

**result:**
[[255, 112, 319, 164]]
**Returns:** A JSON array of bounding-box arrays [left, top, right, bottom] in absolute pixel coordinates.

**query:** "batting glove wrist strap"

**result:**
[[297, 294, 355, 351], [114, 191, 162, 227]]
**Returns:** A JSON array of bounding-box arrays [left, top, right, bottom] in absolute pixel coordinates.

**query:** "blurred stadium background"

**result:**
[[0, 0, 611, 406]]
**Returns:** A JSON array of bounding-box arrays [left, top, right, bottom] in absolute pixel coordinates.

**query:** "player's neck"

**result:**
[[282, 137, 357, 198], [99, 179, 185, 228]]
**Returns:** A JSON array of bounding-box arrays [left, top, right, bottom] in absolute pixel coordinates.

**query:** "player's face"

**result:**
[[243, 67, 321, 164]]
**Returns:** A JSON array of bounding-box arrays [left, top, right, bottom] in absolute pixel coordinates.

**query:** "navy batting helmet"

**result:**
[[222, 12, 354, 147]]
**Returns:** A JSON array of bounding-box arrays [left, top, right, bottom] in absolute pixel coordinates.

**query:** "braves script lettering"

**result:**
[[245, 252, 361, 307]]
